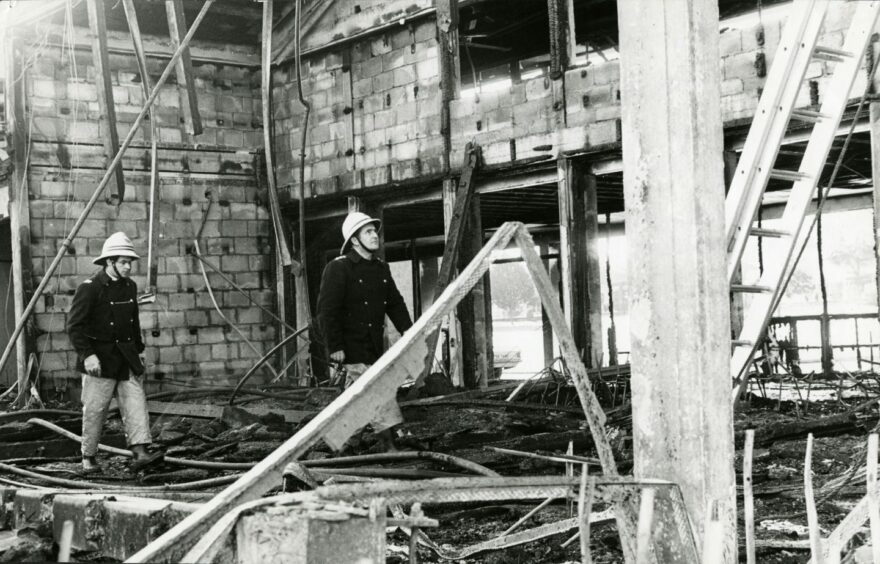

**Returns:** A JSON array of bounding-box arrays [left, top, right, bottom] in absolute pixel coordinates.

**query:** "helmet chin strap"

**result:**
[[108, 260, 123, 280], [353, 235, 373, 257]]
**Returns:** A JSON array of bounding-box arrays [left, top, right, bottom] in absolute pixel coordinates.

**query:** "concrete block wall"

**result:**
[[276, 3, 864, 189], [273, 18, 443, 197], [17, 35, 276, 389]]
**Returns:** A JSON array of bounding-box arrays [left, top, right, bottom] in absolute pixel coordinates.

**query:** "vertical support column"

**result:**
[[871, 102, 880, 318], [547, 0, 571, 78], [618, 0, 736, 560], [584, 173, 603, 367], [436, 0, 460, 173], [5, 37, 32, 397], [724, 150, 744, 340], [458, 193, 489, 389], [557, 158, 593, 365]]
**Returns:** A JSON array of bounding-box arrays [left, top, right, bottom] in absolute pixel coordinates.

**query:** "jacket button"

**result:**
[[364, 301, 368, 305], [359, 279, 363, 283], [110, 321, 114, 326]]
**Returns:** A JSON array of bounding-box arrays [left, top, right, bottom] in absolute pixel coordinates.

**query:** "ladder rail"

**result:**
[[725, 0, 827, 284], [731, 0, 880, 384]]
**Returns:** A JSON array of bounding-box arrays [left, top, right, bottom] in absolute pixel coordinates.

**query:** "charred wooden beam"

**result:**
[[165, 0, 203, 136], [85, 0, 126, 203]]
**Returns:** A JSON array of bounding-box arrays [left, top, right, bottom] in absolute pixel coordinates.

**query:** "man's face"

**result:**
[[355, 224, 380, 252], [111, 257, 134, 278]]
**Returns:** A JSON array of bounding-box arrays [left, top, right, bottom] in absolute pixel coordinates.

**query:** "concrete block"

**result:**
[[587, 119, 620, 147], [100, 497, 198, 560], [236, 502, 386, 564], [721, 78, 744, 96], [719, 28, 742, 56], [68, 82, 97, 101], [591, 61, 620, 85], [13, 490, 56, 530], [525, 77, 552, 101], [415, 59, 439, 81], [392, 67, 415, 87]]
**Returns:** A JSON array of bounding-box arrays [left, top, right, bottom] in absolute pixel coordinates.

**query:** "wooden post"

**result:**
[[86, 0, 125, 203], [459, 193, 489, 389], [436, 0, 460, 173], [165, 0, 203, 136], [618, 0, 736, 560], [5, 37, 32, 403], [557, 158, 594, 366]]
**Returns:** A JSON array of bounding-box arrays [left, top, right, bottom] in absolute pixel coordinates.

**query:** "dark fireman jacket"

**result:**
[[316, 251, 413, 364], [67, 269, 145, 379]]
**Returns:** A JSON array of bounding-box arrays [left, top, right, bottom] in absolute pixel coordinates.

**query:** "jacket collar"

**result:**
[[345, 249, 380, 264], [92, 269, 127, 286]]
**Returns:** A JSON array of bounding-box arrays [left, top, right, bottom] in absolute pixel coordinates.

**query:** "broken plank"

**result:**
[[128, 222, 522, 563], [85, 0, 125, 203], [164, 0, 203, 136]]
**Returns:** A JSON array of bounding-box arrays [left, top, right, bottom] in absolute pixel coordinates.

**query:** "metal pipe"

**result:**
[[28, 418, 254, 471], [0, 0, 217, 384], [0, 461, 240, 491], [228, 324, 309, 404]]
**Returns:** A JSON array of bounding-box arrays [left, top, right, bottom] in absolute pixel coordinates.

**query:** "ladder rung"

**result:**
[[813, 45, 854, 61], [790, 108, 828, 123], [749, 227, 791, 238], [731, 284, 774, 294], [732, 339, 754, 347], [769, 168, 811, 182]]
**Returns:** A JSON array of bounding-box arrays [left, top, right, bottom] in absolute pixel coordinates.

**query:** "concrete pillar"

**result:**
[[236, 502, 386, 564], [618, 0, 736, 560]]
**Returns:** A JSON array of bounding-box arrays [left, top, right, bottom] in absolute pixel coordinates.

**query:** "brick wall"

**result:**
[[274, 3, 864, 188], [273, 17, 444, 198], [15, 31, 276, 390]]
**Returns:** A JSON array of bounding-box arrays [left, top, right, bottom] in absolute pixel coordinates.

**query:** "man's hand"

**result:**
[[84, 355, 101, 377], [330, 350, 345, 364]]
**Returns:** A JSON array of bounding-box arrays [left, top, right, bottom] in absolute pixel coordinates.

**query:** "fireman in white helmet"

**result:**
[[67, 232, 162, 473], [316, 212, 413, 451]]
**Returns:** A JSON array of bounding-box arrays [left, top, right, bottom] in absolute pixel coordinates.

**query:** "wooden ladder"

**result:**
[[726, 0, 880, 392]]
